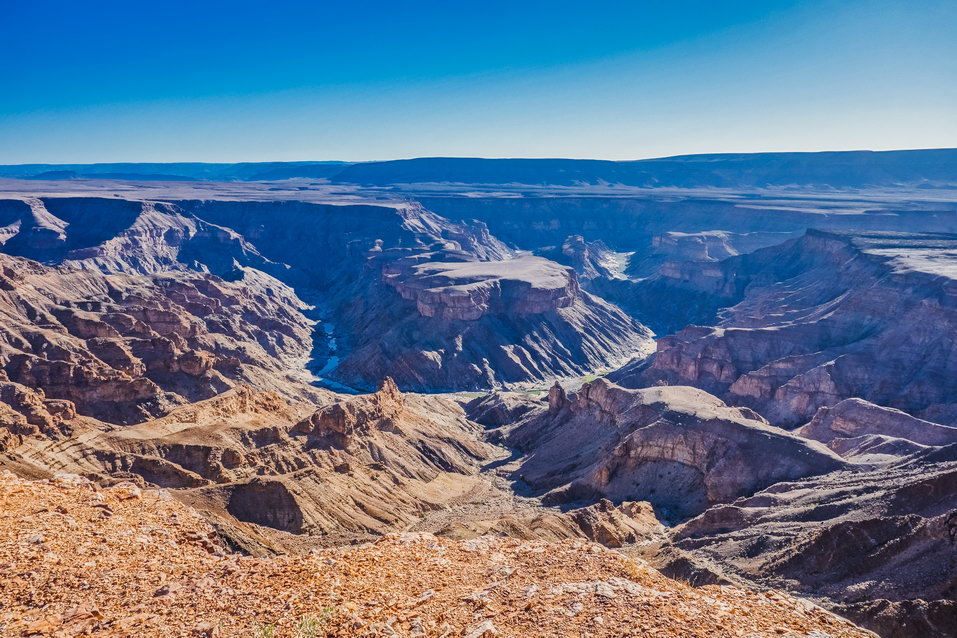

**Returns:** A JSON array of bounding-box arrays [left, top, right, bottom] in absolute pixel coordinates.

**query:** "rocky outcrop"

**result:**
[[294, 377, 405, 448], [0, 252, 315, 424], [798, 399, 957, 459], [439, 498, 666, 548], [536, 234, 627, 281], [335, 248, 653, 391], [623, 230, 739, 279], [668, 454, 957, 638], [463, 390, 541, 427], [0, 379, 77, 444], [631, 231, 957, 427], [5, 381, 505, 550], [385, 255, 580, 320], [495, 379, 846, 519], [653, 230, 740, 261]]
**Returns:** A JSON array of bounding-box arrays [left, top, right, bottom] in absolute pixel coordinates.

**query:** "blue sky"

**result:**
[[1, 0, 954, 162]]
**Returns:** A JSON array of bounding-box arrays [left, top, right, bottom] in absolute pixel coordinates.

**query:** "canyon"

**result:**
[[0, 150, 956, 637]]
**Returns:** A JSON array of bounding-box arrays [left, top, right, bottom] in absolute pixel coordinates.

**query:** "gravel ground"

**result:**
[[0, 471, 874, 638]]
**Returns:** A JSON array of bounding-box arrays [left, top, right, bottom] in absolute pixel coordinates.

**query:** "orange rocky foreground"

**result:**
[[0, 472, 873, 638]]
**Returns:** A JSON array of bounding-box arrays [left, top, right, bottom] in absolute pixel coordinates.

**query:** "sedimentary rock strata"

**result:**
[[340, 250, 652, 390], [0, 196, 653, 391], [3, 379, 513, 552], [668, 453, 957, 638], [438, 498, 667, 548], [1, 163, 956, 638], [631, 230, 957, 426], [385, 255, 580, 320], [477, 378, 845, 519], [797, 398, 957, 460], [0, 253, 314, 424]]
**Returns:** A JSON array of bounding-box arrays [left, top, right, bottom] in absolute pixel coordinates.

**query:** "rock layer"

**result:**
[[0, 196, 652, 391], [0, 253, 314, 424], [4, 379, 509, 552], [668, 453, 957, 638], [475, 379, 846, 519], [629, 231, 957, 426], [797, 398, 957, 458]]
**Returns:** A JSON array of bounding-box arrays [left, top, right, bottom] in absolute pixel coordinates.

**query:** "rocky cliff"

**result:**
[[0, 196, 652, 391], [627, 230, 957, 427], [471, 378, 845, 519], [0, 253, 315, 425], [668, 452, 957, 638], [337, 250, 652, 391], [386, 255, 580, 320]]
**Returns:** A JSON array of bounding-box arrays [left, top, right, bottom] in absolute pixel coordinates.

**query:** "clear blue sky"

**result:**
[[1, 0, 954, 163]]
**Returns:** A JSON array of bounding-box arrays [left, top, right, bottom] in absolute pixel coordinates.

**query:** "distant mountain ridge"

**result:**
[[0, 161, 350, 182], [331, 149, 957, 189], [1, 148, 955, 189]]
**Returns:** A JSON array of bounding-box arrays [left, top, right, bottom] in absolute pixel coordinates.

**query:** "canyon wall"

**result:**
[[616, 230, 957, 427], [0, 252, 314, 425], [0, 197, 652, 392]]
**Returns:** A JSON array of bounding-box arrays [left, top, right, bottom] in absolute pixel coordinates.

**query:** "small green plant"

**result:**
[[623, 557, 643, 581], [252, 623, 277, 638], [295, 615, 322, 638], [294, 607, 337, 638]]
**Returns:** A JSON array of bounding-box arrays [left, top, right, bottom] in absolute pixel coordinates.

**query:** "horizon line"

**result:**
[[2, 146, 955, 167]]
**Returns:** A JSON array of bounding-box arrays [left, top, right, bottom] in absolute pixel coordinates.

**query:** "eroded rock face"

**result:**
[[464, 390, 541, 427], [0, 196, 652, 392], [7, 381, 504, 550], [0, 197, 276, 278], [295, 377, 405, 448], [797, 399, 957, 461], [622, 230, 765, 279], [335, 246, 653, 391], [0, 379, 77, 444], [0, 252, 314, 424], [495, 378, 846, 519], [668, 453, 957, 638], [226, 480, 305, 533], [438, 498, 665, 548], [175, 198, 646, 390], [630, 230, 957, 427], [535, 234, 627, 282], [386, 255, 580, 320]]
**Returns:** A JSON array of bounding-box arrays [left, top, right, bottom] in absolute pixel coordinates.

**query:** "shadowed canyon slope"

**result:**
[[0, 196, 652, 393], [620, 230, 957, 427]]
